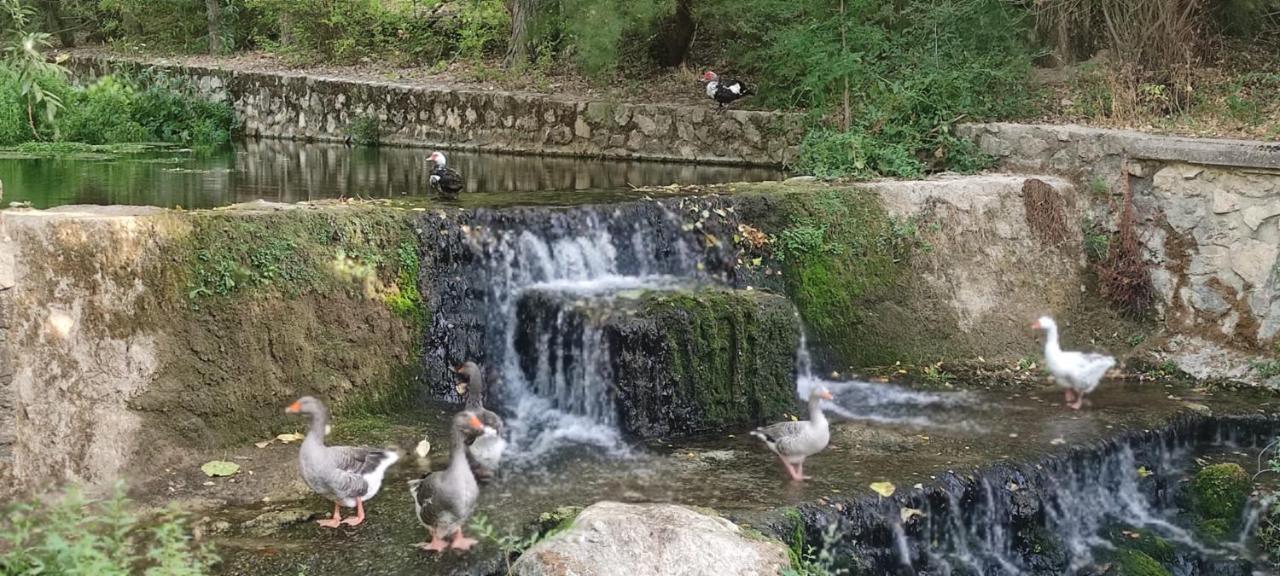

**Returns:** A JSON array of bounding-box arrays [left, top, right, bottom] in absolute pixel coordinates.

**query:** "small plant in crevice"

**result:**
[[1081, 216, 1111, 263], [1254, 358, 1280, 379], [783, 516, 847, 576], [1096, 172, 1155, 319], [470, 513, 569, 575], [348, 114, 380, 147]]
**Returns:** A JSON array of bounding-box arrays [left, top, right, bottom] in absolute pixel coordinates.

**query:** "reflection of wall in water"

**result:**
[[231, 141, 781, 200]]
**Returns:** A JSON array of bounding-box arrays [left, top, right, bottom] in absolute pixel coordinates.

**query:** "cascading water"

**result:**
[[817, 416, 1277, 576], [419, 200, 740, 463]]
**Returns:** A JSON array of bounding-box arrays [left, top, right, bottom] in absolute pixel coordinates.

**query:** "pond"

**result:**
[[0, 140, 783, 210]]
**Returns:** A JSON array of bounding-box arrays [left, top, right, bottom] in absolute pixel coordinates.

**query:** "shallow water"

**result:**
[[0, 140, 781, 209], [208, 378, 1280, 575]]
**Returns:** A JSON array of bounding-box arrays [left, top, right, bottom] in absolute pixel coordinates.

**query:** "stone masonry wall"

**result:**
[[64, 53, 803, 167], [958, 123, 1280, 375]]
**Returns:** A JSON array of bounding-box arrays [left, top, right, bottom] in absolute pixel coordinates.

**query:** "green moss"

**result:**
[[1189, 463, 1251, 523], [746, 188, 926, 366], [182, 208, 417, 307], [1197, 517, 1232, 542], [1106, 526, 1174, 563], [642, 288, 798, 431], [536, 506, 583, 534], [1104, 549, 1172, 576], [327, 413, 396, 444]]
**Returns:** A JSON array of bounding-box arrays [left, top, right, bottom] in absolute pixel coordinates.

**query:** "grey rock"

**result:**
[[511, 502, 788, 576]]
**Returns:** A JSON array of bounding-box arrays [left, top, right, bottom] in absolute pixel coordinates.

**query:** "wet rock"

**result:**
[[511, 502, 789, 576], [241, 507, 314, 536]]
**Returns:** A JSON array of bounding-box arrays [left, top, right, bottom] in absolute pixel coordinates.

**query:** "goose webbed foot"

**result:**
[[416, 531, 451, 553], [316, 502, 343, 528], [340, 499, 365, 526], [450, 530, 479, 551]]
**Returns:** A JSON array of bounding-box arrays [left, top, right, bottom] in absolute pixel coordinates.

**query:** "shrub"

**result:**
[[97, 0, 212, 52], [0, 483, 216, 575], [349, 113, 381, 146], [701, 0, 1033, 179], [60, 75, 146, 144]]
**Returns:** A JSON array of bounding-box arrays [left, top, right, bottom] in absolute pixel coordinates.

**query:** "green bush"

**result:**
[[0, 68, 233, 148], [245, 0, 453, 64], [0, 483, 215, 575], [701, 0, 1033, 179], [349, 114, 381, 146], [97, 0, 212, 52]]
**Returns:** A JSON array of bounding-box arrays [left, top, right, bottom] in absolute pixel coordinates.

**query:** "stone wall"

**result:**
[[64, 53, 803, 167], [0, 204, 419, 495], [959, 123, 1280, 374]]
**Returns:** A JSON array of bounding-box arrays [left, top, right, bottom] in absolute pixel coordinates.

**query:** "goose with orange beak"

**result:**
[[410, 411, 487, 552], [750, 386, 834, 481], [454, 361, 506, 479], [1032, 316, 1116, 410], [286, 396, 400, 528]]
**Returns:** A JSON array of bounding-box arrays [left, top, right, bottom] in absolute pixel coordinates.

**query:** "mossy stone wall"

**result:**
[[1, 204, 421, 490]]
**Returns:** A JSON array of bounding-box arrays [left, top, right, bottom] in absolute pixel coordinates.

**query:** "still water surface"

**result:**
[[0, 140, 783, 209]]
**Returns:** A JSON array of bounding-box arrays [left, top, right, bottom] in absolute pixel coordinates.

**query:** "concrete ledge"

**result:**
[[958, 122, 1280, 172]]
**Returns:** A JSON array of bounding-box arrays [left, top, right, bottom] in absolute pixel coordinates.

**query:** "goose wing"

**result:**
[[408, 474, 439, 528]]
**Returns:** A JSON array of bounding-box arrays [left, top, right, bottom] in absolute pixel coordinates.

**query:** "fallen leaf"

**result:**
[[414, 440, 431, 458], [254, 440, 272, 449], [276, 432, 305, 443], [1137, 466, 1152, 478], [900, 507, 926, 523], [1050, 437, 1066, 446], [913, 483, 924, 490], [870, 481, 896, 498], [201, 460, 240, 477]]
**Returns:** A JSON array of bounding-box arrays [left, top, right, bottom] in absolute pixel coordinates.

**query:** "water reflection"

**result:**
[[0, 140, 783, 210]]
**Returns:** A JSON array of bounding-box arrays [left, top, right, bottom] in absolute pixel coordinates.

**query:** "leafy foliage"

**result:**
[[702, 0, 1033, 178], [0, 70, 234, 148], [0, 483, 216, 575], [1, 0, 67, 140]]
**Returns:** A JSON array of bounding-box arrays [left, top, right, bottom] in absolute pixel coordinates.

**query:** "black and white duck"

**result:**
[[427, 151, 465, 198]]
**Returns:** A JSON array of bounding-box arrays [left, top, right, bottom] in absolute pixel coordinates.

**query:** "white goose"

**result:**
[[1032, 316, 1116, 410], [750, 386, 833, 481]]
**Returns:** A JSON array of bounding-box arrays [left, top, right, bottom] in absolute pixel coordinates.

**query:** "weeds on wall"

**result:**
[[1096, 172, 1155, 319], [0, 483, 215, 575]]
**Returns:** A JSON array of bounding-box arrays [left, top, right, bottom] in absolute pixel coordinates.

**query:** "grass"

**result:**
[[1032, 38, 1280, 140]]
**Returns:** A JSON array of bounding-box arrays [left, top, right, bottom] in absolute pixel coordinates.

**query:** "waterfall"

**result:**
[[421, 202, 733, 463]]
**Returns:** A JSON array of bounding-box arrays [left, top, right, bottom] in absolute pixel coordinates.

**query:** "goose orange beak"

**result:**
[[285, 400, 302, 413], [1031, 320, 1041, 329], [467, 414, 484, 430], [819, 389, 834, 400]]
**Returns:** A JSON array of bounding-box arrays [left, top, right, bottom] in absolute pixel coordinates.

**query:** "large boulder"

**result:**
[[512, 502, 790, 576]]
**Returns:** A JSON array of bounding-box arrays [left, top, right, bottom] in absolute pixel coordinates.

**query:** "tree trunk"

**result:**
[[39, 1, 75, 48], [280, 12, 293, 47], [504, 0, 540, 67], [205, 0, 223, 54], [651, 0, 695, 68]]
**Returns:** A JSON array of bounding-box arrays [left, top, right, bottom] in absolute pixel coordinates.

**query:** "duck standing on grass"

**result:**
[[1032, 316, 1116, 410], [454, 361, 507, 480], [751, 386, 833, 481], [286, 396, 400, 528], [410, 411, 487, 552], [427, 151, 465, 198]]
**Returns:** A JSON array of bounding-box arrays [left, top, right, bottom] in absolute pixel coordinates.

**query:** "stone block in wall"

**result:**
[[513, 287, 800, 439]]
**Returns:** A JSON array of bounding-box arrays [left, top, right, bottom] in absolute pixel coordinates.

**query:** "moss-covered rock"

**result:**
[[1105, 525, 1175, 564], [1188, 463, 1250, 524], [1102, 549, 1172, 576], [731, 187, 925, 367], [515, 286, 799, 438]]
